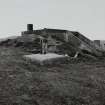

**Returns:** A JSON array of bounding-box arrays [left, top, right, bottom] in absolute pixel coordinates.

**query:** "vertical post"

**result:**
[[44, 39, 48, 54], [40, 37, 48, 54], [64, 32, 69, 42], [45, 41, 48, 54], [40, 37, 43, 54]]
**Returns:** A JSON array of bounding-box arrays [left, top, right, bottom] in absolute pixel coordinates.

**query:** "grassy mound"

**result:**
[[0, 46, 105, 105]]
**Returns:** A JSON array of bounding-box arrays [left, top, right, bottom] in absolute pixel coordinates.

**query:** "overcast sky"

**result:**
[[0, 0, 105, 40]]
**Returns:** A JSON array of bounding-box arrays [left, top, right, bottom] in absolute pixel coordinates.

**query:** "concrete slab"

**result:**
[[24, 53, 69, 65]]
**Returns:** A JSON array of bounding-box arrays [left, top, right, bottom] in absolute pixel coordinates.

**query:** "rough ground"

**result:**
[[0, 46, 105, 105]]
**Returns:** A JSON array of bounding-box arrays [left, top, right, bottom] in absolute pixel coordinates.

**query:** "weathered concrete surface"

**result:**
[[24, 53, 69, 65]]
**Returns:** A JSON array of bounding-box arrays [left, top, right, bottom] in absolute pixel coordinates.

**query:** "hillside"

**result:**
[[0, 46, 105, 105]]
